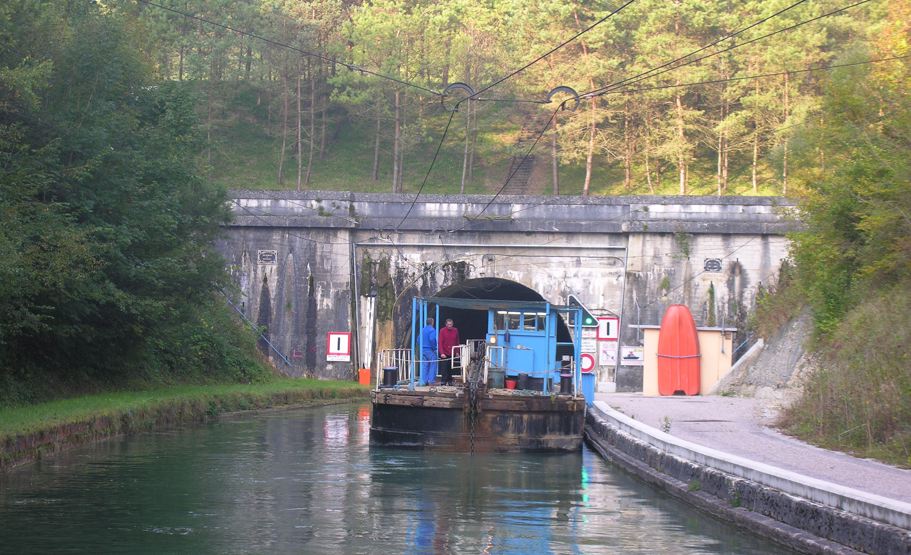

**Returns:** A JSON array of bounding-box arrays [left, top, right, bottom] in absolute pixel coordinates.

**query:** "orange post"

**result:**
[[358, 368, 371, 386]]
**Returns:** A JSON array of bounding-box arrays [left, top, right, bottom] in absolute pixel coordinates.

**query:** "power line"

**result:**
[[599, 53, 910, 98], [410, 0, 850, 231], [438, 40, 911, 233], [581, 0, 811, 99], [136, 0, 442, 97], [581, 0, 872, 99], [397, 2, 636, 230], [470, 0, 638, 100], [396, 110, 457, 230], [456, 104, 564, 229]]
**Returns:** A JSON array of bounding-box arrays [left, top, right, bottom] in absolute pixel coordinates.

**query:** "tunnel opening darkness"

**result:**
[[433, 278, 573, 362]]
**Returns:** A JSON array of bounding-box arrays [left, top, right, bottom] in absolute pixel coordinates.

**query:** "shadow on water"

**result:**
[[0, 402, 792, 554]]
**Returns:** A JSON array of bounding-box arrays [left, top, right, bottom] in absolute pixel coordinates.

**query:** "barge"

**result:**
[[370, 296, 594, 452]]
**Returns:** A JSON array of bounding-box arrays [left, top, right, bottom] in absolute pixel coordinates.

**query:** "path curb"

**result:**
[[585, 402, 911, 554]]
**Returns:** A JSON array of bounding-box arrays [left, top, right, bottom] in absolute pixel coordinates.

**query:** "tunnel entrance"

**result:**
[[434, 278, 573, 362]]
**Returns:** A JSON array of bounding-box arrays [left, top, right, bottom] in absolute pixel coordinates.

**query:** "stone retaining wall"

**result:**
[[585, 402, 911, 554]]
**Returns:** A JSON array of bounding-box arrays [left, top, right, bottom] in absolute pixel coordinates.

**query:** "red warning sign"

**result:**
[[580, 353, 596, 373]]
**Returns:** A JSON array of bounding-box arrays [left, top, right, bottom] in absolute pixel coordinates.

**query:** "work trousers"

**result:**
[[420, 350, 438, 385]]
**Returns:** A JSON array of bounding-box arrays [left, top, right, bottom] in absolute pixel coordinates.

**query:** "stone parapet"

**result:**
[[228, 190, 800, 235]]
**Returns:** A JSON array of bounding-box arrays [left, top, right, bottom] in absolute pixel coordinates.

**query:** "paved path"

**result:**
[[597, 392, 911, 504]]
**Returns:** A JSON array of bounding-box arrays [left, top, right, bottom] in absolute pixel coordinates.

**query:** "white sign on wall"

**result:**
[[326, 332, 351, 362], [257, 250, 277, 265], [620, 345, 644, 366], [599, 342, 618, 366], [581, 338, 597, 353], [597, 317, 619, 340]]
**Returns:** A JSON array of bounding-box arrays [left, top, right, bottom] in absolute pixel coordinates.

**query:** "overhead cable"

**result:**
[[470, 0, 638, 101], [599, 53, 911, 98], [581, 0, 872, 99], [135, 0, 442, 97]]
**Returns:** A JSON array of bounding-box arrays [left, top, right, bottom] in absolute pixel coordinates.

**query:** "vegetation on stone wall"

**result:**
[[777, 4, 911, 467]]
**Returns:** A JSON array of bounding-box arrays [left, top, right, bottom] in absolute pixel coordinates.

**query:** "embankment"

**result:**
[[585, 402, 911, 554], [0, 381, 368, 471]]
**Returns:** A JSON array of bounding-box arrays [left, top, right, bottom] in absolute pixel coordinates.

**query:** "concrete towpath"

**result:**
[[597, 392, 911, 504]]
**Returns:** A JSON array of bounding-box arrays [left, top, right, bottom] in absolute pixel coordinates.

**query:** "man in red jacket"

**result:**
[[438, 318, 461, 386]]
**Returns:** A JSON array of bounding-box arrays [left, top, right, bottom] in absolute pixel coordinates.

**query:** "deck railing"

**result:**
[[376, 349, 413, 391]]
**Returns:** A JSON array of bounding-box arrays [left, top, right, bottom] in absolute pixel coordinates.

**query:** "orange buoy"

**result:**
[[656, 304, 701, 396]]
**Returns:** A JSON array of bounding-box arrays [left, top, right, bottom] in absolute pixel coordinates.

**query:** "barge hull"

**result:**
[[370, 390, 585, 452]]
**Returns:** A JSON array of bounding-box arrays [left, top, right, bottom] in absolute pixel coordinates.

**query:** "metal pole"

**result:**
[[574, 307, 582, 397], [350, 239, 361, 374], [410, 297, 417, 390], [616, 236, 631, 387], [544, 303, 552, 394]]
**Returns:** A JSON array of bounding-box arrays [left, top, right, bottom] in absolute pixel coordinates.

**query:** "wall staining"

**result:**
[[304, 267, 318, 374], [256, 274, 272, 355], [616, 232, 789, 391]]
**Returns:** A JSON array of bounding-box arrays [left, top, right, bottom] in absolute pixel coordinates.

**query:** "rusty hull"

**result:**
[[370, 388, 585, 452]]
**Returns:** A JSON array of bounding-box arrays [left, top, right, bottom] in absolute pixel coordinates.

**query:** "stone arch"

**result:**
[[433, 277, 573, 360]]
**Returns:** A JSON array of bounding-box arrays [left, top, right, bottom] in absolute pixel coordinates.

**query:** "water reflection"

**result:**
[[0, 402, 790, 554]]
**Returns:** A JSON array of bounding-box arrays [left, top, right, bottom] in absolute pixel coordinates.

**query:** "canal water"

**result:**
[[0, 402, 790, 554]]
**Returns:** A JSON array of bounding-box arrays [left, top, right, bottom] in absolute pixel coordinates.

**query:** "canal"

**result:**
[[0, 402, 790, 553]]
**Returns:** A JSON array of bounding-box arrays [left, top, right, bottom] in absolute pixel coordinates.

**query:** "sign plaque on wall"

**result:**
[[326, 332, 351, 362], [620, 345, 644, 366], [257, 250, 277, 265], [581, 338, 597, 353], [597, 317, 620, 341], [599, 342, 618, 366]]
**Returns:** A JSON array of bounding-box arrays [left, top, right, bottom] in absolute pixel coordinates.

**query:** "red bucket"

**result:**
[[505, 378, 517, 390]]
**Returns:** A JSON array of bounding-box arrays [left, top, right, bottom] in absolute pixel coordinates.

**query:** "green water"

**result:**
[[0, 403, 790, 554]]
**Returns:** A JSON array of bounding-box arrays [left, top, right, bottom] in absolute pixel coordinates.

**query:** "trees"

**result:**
[[792, 49, 910, 331], [116, 0, 883, 196], [0, 2, 253, 397]]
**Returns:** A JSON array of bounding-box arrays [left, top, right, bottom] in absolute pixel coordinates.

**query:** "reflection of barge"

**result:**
[[370, 297, 592, 452]]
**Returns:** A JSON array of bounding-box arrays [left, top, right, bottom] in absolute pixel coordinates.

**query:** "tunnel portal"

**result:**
[[434, 278, 574, 362]]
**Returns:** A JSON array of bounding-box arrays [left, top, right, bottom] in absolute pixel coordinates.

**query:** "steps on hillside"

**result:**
[[499, 111, 550, 196], [501, 154, 537, 195]]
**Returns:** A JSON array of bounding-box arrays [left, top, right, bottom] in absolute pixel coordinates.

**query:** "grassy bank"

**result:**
[[0, 379, 368, 470], [780, 286, 911, 468]]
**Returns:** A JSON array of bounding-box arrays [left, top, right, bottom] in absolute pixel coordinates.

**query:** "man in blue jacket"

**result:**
[[420, 318, 438, 386]]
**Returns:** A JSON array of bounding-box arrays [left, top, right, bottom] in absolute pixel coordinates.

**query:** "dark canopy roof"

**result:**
[[423, 296, 575, 312]]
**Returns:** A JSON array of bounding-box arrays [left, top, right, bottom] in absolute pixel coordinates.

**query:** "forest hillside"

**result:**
[[123, 0, 896, 197]]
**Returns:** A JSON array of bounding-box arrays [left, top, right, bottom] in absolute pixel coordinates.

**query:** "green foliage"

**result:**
[[113, 0, 879, 196], [750, 259, 805, 340], [791, 50, 911, 332], [781, 286, 911, 467], [0, 3, 262, 400], [784, 18, 911, 465]]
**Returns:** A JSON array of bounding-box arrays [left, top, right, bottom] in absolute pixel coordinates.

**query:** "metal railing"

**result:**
[[454, 340, 486, 383], [452, 345, 470, 382], [376, 349, 413, 391]]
